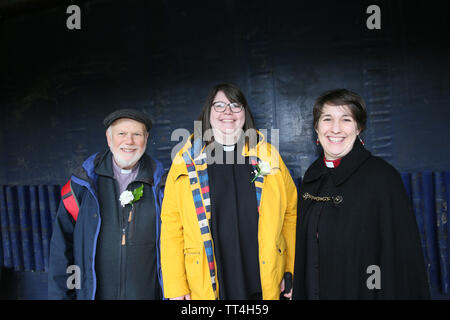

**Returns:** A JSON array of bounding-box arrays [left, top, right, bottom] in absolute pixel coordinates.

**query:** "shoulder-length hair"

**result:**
[[195, 83, 257, 146]]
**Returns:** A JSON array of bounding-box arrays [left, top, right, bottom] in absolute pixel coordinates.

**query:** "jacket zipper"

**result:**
[[119, 180, 149, 299], [122, 228, 126, 245], [119, 208, 127, 299], [128, 207, 135, 242], [122, 209, 133, 246], [118, 180, 129, 300]]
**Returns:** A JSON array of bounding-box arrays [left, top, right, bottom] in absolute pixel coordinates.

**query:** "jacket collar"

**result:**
[[172, 130, 274, 181], [94, 149, 154, 185], [181, 130, 267, 163], [303, 139, 371, 186]]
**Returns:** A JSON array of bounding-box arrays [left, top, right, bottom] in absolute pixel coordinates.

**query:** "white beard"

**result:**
[[110, 144, 146, 169]]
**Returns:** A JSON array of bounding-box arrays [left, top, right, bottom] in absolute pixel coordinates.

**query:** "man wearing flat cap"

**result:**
[[48, 109, 166, 300]]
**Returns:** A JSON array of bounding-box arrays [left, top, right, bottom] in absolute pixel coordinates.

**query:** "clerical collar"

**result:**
[[223, 144, 236, 152], [323, 156, 342, 168], [121, 168, 132, 174], [215, 141, 236, 152]]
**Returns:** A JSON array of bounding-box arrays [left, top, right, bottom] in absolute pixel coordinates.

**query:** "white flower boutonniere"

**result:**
[[119, 184, 144, 207], [251, 161, 271, 183]]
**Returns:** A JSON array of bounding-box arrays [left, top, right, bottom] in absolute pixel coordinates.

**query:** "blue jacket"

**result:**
[[48, 151, 166, 299]]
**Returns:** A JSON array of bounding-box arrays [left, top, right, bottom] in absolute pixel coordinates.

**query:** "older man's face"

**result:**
[[106, 118, 148, 169]]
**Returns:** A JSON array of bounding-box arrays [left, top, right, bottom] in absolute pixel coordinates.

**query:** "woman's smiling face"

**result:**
[[209, 90, 245, 144], [316, 104, 360, 160]]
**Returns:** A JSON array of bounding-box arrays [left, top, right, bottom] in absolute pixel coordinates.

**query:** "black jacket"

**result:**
[[293, 140, 430, 299], [94, 150, 161, 299]]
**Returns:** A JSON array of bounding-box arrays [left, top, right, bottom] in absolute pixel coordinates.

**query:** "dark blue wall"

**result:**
[[1, 0, 449, 185], [0, 0, 449, 299]]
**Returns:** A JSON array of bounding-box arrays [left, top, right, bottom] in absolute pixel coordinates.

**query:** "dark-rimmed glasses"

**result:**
[[212, 101, 243, 113]]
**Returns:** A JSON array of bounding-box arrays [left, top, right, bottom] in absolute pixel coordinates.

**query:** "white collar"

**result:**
[[223, 144, 236, 152], [324, 160, 335, 168]]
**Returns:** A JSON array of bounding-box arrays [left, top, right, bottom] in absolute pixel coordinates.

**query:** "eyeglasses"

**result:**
[[212, 101, 244, 113]]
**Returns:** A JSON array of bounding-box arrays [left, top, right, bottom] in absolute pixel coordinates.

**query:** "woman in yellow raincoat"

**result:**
[[161, 83, 297, 300]]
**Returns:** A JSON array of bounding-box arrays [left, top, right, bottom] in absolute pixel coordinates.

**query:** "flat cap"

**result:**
[[103, 109, 152, 131]]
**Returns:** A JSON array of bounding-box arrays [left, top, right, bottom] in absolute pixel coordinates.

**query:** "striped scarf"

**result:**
[[182, 138, 264, 299]]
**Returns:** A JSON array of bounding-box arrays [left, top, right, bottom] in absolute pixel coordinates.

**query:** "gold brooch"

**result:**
[[302, 192, 343, 205], [302, 192, 331, 202]]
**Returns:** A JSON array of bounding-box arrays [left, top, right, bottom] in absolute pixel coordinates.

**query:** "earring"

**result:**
[[316, 138, 319, 146], [358, 135, 365, 146]]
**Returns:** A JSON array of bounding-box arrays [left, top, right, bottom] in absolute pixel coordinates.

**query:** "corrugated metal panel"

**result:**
[[401, 172, 450, 294], [0, 173, 449, 293], [0, 185, 59, 272]]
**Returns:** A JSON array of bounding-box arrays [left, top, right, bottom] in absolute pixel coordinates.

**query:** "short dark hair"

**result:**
[[313, 89, 367, 133], [196, 83, 256, 144]]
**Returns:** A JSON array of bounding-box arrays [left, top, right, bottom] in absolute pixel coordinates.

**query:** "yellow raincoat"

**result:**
[[161, 132, 297, 299]]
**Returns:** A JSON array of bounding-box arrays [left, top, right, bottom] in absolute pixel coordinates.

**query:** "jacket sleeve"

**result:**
[[157, 172, 168, 209], [279, 154, 298, 275], [160, 165, 190, 298], [378, 167, 430, 299], [48, 195, 77, 300]]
